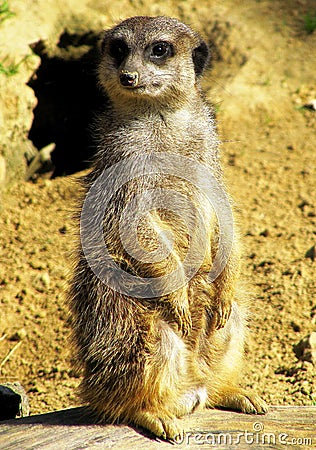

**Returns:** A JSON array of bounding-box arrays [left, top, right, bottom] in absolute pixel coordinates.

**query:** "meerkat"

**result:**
[[69, 16, 268, 441]]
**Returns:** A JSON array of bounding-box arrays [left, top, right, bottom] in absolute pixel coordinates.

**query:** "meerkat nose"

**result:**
[[119, 71, 139, 88]]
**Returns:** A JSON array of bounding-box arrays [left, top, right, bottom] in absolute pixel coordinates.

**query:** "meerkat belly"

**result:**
[[200, 301, 247, 382], [153, 320, 207, 416]]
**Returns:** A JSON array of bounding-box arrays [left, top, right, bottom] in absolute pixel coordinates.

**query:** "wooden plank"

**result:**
[[0, 406, 315, 449]]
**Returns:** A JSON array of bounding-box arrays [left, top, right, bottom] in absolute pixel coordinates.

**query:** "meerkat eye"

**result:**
[[108, 39, 129, 64], [150, 42, 174, 60]]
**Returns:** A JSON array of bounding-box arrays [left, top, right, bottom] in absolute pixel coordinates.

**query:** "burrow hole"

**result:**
[[27, 30, 107, 178]]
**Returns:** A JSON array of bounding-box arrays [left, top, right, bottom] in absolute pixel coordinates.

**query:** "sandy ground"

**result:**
[[0, 0, 316, 416]]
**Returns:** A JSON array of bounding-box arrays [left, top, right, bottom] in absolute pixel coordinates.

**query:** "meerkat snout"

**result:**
[[119, 71, 139, 88]]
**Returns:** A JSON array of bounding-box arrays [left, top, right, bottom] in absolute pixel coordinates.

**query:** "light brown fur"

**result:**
[[69, 16, 267, 441]]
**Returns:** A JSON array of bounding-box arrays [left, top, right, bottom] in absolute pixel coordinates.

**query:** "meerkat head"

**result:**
[[98, 16, 209, 106]]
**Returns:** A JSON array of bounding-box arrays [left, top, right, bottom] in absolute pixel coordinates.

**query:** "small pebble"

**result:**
[[10, 328, 27, 341], [293, 332, 316, 364], [304, 100, 316, 111], [40, 272, 51, 288], [305, 244, 315, 262]]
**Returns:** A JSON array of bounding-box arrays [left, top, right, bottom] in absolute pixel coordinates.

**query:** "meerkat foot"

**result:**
[[133, 410, 183, 441], [209, 388, 268, 415]]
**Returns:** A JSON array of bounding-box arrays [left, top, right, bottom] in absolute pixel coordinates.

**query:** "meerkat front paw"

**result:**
[[165, 290, 192, 336], [133, 410, 183, 442], [206, 298, 232, 330], [173, 302, 192, 336]]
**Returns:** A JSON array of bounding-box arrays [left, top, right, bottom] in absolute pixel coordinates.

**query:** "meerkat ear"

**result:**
[[192, 41, 210, 76]]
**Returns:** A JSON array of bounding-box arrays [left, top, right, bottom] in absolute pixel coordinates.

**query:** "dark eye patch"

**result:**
[[108, 38, 129, 65]]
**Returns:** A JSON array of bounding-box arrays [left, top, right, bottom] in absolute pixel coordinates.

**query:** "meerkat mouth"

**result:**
[[122, 84, 145, 90], [120, 84, 147, 94]]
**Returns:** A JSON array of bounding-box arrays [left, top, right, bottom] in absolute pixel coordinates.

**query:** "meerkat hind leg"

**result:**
[[210, 387, 268, 415], [133, 410, 183, 442]]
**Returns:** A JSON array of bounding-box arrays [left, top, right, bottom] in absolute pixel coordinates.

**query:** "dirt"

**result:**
[[1, 0, 316, 416]]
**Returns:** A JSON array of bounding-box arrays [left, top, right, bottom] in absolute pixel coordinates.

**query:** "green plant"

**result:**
[[303, 12, 316, 34], [0, 55, 29, 76], [261, 76, 271, 87], [0, 1, 14, 22], [308, 394, 316, 406], [213, 103, 222, 114]]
